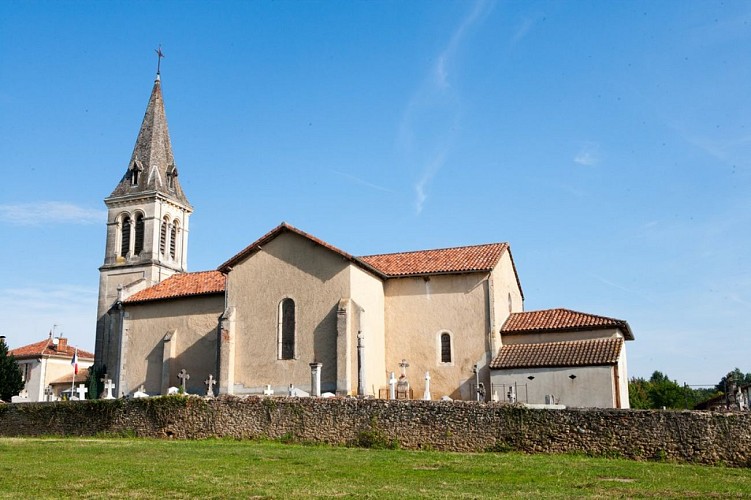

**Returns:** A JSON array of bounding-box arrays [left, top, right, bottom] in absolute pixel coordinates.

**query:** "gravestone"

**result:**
[[423, 371, 431, 400], [177, 369, 190, 393], [102, 378, 116, 399], [76, 384, 88, 400], [167, 386, 179, 395], [388, 371, 397, 400], [133, 385, 149, 398], [263, 385, 274, 396], [396, 359, 410, 400], [204, 374, 216, 397]]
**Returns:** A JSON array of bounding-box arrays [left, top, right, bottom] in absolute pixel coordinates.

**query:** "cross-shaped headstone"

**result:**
[[399, 359, 410, 377], [44, 385, 54, 402], [103, 378, 116, 399], [177, 369, 190, 393], [263, 384, 274, 396], [76, 384, 88, 400], [204, 374, 216, 397]]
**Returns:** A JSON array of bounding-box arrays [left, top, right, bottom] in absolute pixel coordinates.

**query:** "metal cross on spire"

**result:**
[[155, 45, 165, 76]]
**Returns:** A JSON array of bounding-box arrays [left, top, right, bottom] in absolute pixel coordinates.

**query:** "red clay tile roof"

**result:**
[[501, 308, 634, 340], [360, 243, 509, 277], [490, 337, 624, 369], [10, 339, 94, 360], [218, 222, 384, 277], [124, 270, 225, 304]]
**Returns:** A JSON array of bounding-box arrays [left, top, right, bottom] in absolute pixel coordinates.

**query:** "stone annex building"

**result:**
[[94, 73, 634, 407]]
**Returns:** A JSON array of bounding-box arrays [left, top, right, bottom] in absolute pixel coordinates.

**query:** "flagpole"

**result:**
[[70, 348, 78, 399]]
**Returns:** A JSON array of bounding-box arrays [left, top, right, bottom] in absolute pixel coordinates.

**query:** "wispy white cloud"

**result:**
[[415, 149, 448, 214], [511, 17, 535, 46], [330, 170, 394, 193], [0, 284, 97, 350], [400, 0, 492, 214], [0, 202, 105, 226], [573, 142, 601, 166]]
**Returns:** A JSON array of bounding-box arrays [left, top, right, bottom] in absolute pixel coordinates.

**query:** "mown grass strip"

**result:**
[[0, 437, 749, 498]]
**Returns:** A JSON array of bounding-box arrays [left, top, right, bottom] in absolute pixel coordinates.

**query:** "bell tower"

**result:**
[[94, 69, 192, 375]]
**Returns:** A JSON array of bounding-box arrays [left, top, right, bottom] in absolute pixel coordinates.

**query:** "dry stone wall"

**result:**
[[1, 396, 749, 467]]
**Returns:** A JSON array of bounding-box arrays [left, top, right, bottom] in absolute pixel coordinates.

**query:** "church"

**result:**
[[94, 72, 634, 407]]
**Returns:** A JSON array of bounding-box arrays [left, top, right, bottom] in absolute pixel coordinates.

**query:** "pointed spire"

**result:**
[[108, 75, 190, 207]]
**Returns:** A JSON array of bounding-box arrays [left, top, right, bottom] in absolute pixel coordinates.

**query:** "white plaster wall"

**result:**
[[617, 343, 630, 408], [490, 365, 617, 408], [383, 273, 490, 401], [227, 232, 351, 394], [122, 294, 223, 396]]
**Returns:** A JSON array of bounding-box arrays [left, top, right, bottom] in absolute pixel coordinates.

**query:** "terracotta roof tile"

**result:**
[[501, 308, 634, 340], [10, 339, 94, 360], [490, 337, 624, 369], [360, 243, 509, 277], [124, 270, 225, 304]]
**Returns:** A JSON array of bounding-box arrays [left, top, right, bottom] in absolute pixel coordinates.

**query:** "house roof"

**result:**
[[360, 242, 510, 277], [10, 338, 94, 360], [217, 222, 384, 277], [501, 308, 634, 340], [49, 368, 91, 386], [123, 270, 225, 304], [490, 337, 624, 369]]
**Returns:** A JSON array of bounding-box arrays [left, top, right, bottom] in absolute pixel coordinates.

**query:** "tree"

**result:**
[[0, 338, 24, 402], [715, 368, 751, 393]]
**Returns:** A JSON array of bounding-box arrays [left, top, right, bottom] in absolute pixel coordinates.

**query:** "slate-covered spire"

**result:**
[[109, 75, 190, 207]]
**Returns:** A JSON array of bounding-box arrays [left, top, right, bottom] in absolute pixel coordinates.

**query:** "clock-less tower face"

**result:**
[[94, 74, 192, 374]]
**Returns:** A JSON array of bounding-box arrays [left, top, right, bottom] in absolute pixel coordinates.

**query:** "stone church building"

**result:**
[[94, 74, 633, 407]]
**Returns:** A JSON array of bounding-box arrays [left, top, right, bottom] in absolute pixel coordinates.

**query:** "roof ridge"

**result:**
[[360, 241, 507, 259]]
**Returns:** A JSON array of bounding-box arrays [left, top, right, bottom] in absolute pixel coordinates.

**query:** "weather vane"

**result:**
[[155, 45, 165, 75]]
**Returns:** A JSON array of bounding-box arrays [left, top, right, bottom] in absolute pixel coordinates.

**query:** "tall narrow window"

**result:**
[[170, 220, 178, 260], [166, 164, 177, 189], [280, 298, 295, 360], [134, 214, 144, 256], [160, 217, 168, 256], [120, 216, 131, 257], [440, 333, 452, 363]]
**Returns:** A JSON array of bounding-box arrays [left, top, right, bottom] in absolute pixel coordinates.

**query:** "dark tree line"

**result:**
[[0, 337, 24, 402], [629, 368, 751, 409]]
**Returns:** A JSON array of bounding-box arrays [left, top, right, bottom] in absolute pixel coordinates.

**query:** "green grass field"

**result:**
[[0, 438, 749, 498]]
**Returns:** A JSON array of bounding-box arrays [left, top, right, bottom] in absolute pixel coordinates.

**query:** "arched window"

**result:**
[[134, 213, 144, 256], [440, 332, 452, 363], [170, 220, 179, 260], [279, 298, 295, 360], [120, 215, 131, 257], [160, 217, 169, 256]]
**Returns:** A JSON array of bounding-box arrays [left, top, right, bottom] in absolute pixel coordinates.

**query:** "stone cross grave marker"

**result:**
[[388, 371, 397, 400], [44, 385, 54, 402], [396, 359, 410, 399], [103, 378, 116, 399], [204, 374, 216, 397], [76, 384, 88, 400], [423, 371, 431, 401], [178, 369, 190, 393]]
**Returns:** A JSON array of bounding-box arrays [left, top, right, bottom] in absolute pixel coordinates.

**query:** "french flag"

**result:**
[[71, 348, 79, 375]]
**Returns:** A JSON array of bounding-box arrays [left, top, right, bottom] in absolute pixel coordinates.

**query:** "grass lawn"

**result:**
[[0, 438, 749, 498]]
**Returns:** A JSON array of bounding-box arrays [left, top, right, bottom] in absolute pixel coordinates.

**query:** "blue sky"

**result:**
[[1, 1, 749, 386]]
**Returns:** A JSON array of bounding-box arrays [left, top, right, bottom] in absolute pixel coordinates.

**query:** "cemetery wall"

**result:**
[[1, 396, 750, 467]]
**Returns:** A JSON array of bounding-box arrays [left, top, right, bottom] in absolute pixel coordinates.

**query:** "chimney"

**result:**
[[57, 337, 67, 352]]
